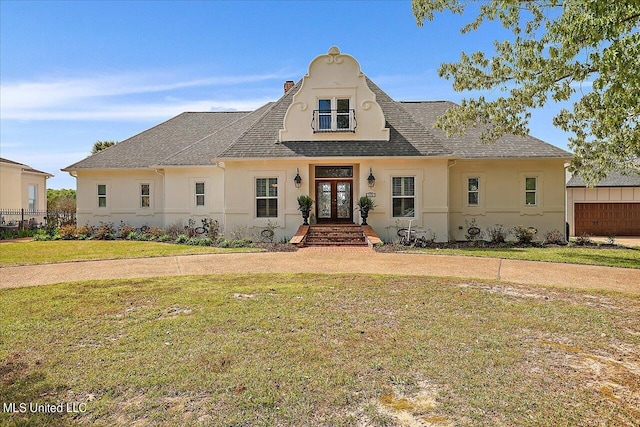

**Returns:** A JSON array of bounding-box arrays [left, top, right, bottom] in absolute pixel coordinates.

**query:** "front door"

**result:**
[[316, 180, 353, 222]]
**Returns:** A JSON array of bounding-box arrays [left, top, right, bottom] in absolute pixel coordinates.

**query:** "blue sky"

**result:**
[[1, 0, 574, 189]]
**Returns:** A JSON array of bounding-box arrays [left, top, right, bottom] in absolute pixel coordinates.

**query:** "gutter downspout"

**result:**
[[446, 160, 457, 242], [215, 161, 226, 232], [154, 169, 165, 227]]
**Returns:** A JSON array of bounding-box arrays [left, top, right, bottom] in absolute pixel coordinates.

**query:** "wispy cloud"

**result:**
[[1, 71, 285, 121]]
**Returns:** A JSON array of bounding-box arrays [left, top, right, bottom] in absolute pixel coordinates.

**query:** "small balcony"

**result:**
[[311, 109, 357, 133]]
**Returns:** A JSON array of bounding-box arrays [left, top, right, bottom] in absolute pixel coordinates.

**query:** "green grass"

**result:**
[[0, 240, 260, 267], [1, 274, 638, 426], [415, 246, 640, 269]]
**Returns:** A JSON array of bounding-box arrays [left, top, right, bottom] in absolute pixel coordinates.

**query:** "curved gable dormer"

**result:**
[[279, 46, 389, 142]]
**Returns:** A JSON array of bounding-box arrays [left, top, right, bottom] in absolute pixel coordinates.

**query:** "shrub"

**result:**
[[77, 224, 94, 239], [95, 222, 116, 240], [32, 230, 52, 241], [217, 239, 229, 248], [118, 222, 135, 239], [230, 238, 253, 248], [198, 237, 213, 246], [544, 229, 566, 245], [158, 234, 172, 243], [58, 224, 77, 240], [575, 233, 593, 246], [147, 226, 165, 239], [512, 226, 537, 244], [486, 224, 508, 244], [166, 220, 185, 239], [175, 234, 188, 244]]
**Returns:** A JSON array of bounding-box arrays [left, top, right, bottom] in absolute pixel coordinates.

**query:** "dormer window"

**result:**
[[313, 98, 356, 133]]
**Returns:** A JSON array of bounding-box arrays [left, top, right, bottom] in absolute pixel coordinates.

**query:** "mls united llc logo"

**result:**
[[3, 402, 87, 414]]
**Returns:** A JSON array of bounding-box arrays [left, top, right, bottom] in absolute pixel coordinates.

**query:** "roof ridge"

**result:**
[[364, 76, 452, 155], [63, 112, 192, 170], [218, 80, 302, 158], [158, 109, 260, 165]]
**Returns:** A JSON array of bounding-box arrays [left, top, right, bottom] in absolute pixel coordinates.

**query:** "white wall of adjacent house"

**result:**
[[0, 163, 48, 211], [448, 158, 567, 241], [0, 162, 23, 210]]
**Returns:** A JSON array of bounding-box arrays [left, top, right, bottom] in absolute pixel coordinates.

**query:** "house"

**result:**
[[63, 47, 571, 243], [0, 157, 53, 227], [567, 171, 640, 236], [0, 157, 52, 212]]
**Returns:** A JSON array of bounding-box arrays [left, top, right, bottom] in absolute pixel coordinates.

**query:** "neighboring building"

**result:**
[[0, 157, 52, 212], [567, 171, 640, 236], [63, 47, 571, 242]]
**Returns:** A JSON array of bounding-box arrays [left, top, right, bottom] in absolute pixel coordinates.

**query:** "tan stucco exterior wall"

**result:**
[[73, 158, 568, 243], [566, 186, 640, 236], [221, 158, 450, 242], [448, 159, 567, 241], [0, 162, 48, 212], [75, 169, 165, 228]]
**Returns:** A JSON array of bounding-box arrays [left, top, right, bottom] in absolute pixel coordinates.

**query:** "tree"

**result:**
[[47, 188, 76, 212], [91, 140, 117, 154], [412, 0, 640, 184]]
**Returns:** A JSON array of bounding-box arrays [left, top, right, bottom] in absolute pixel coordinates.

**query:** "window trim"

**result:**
[[525, 177, 537, 206], [140, 183, 151, 209], [391, 176, 416, 218], [314, 97, 354, 133], [467, 177, 480, 207], [97, 184, 107, 208], [255, 177, 279, 218], [28, 184, 37, 211], [195, 182, 205, 207]]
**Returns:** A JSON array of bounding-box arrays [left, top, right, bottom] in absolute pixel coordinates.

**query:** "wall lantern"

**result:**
[[294, 168, 302, 188], [367, 167, 376, 188]]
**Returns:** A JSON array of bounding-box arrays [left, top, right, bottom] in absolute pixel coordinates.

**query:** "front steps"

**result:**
[[303, 224, 368, 247]]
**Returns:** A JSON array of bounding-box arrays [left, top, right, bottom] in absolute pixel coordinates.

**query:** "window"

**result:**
[[140, 184, 150, 208], [318, 99, 332, 130], [256, 178, 278, 218], [392, 177, 415, 217], [28, 184, 37, 211], [525, 177, 537, 205], [467, 177, 479, 206], [97, 184, 107, 208], [195, 182, 205, 207], [315, 98, 353, 132]]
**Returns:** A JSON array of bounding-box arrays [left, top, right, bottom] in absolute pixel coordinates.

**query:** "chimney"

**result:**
[[284, 80, 295, 93]]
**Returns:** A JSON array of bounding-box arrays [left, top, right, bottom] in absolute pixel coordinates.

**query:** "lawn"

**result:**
[[412, 246, 640, 269], [0, 240, 260, 267], [1, 274, 638, 426]]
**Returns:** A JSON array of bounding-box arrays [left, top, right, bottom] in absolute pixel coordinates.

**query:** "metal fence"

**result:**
[[0, 209, 76, 231]]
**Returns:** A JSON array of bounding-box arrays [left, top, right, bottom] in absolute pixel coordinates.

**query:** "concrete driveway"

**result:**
[[1, 249, 639, 295]]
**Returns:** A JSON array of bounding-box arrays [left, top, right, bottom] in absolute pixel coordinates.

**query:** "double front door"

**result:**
[[316, 180, 353, 222]]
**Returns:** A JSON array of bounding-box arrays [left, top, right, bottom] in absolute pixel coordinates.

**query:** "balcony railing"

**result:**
[[311, 109, 357, 133]]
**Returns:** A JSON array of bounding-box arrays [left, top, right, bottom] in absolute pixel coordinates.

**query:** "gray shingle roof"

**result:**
[[217, 78, 453, 159], [64, 75, 571, 170], [567, 171, 640, 187], [0, 157, 52, 176], [400, 101, 571, 159], [64, 111, 249, 170]]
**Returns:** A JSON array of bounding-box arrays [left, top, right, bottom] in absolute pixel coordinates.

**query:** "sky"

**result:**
[[1, 0, 576, 189]]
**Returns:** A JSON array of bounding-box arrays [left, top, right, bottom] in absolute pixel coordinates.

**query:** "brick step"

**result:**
[[307, 231, 364, 237], [304, 240, 368, 246], [306, 237, 366, 243]]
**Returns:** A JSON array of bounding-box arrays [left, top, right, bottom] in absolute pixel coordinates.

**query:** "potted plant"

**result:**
[[297, 195, 314, 225], [356, 196, 376, 226]]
